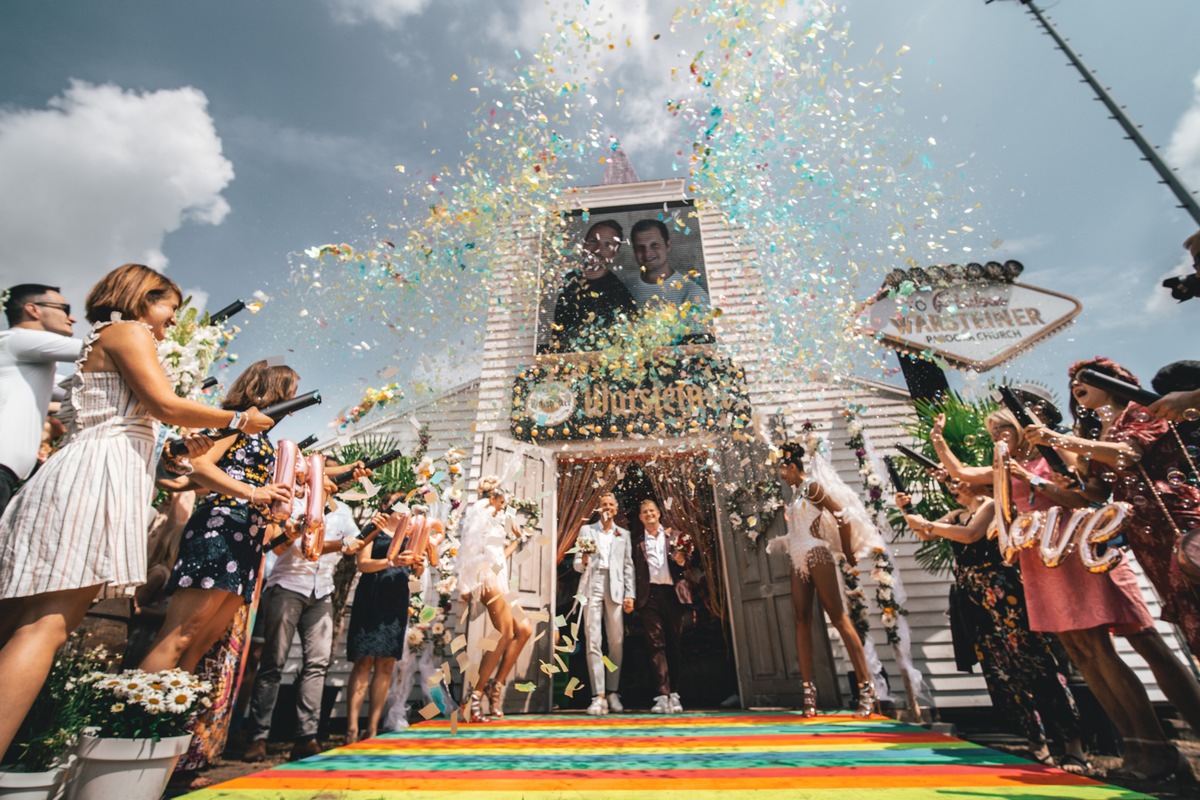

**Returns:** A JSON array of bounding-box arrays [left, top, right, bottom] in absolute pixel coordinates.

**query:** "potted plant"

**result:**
[[0, 642, 105, 800], [68, 668, 211, 800]]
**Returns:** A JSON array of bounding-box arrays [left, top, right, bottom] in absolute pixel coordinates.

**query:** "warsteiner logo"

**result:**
[[857, 277, 1081, 371]]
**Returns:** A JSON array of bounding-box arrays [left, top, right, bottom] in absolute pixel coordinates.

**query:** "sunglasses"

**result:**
[[32, 301, 71, 316]]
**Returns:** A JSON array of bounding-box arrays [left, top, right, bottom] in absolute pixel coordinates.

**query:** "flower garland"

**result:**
[[507, 497, 542, 547], [838, 555, 872, 642], [335, 382, 403, 429], [841, 403, 886, 512], [402, 444, 465, 658], [724, 479, 783, 545], [840, 402, 909, 645], [869, 547, 907, 641]]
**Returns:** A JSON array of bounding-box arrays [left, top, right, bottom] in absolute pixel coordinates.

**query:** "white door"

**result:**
[[466, 433, 557, 713], [712, 438, 840, 707]]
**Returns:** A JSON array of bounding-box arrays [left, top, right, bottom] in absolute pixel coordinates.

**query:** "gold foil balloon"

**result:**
[[1077, 502, 1129, 573]]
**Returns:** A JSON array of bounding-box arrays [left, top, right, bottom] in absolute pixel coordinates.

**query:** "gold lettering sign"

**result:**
[[511, 350, 753, 441]]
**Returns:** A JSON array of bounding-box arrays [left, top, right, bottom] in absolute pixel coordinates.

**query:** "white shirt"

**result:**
[[594, 523, 616, 570], [266, 498, 359, 599], [644, 526, 673, 585], [0, 329, 82, 478]]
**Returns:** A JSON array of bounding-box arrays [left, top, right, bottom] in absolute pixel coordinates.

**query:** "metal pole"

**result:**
[[1017, 0, 1200, 226]]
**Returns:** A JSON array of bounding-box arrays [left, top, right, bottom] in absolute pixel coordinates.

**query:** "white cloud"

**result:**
[[324, 0, 433, 28], [1143, 253, 1197, 317], [0, 80, 233, 302], [1166, 68, 1200, 188], [183, 287, 210, 315]]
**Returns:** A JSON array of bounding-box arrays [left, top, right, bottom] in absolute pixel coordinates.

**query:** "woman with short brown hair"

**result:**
[[0, 263, 274, 758]]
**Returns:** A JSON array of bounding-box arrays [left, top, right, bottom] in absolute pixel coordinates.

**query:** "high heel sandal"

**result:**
[[485, 679, 505, 719], [800, 680, 817, 718], [854, 681, 877, 718], [467, 690, 490, 723]]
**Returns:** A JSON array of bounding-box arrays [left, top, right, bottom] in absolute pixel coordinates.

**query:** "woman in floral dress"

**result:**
[[140, 360, 297, 673], [898, 478, 1086, 771]]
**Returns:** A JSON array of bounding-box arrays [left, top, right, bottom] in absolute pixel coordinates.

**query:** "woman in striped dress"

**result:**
[[0, 263, 274, 759]]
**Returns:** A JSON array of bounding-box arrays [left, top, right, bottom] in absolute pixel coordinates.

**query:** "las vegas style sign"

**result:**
[[856, 277, 1082, 371]]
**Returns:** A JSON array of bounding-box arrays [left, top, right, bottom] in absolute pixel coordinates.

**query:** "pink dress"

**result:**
[[1015, 457, 1153, 634]]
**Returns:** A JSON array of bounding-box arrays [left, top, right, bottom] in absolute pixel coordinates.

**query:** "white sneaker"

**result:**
[[651, 695, 671, 714], [606, 692, 624, 713], [587, 695, 609, 716], [669, 692, 683, 714]]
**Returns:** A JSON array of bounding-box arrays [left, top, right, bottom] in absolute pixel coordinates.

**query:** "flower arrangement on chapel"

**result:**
[[724, 479, 783, 545]]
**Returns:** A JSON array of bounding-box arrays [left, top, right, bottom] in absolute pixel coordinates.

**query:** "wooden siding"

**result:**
[[291, 179, 1189, 720]]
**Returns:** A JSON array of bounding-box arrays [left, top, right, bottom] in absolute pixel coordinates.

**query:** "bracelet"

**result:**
[[248, 486, 258, 504], [229, 411, 244, 430]]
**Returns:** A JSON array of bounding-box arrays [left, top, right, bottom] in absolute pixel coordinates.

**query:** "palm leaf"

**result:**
[[891, 391, 1000, 577]]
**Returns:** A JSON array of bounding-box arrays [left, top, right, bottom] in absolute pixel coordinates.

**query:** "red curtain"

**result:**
[[643, 458, 725, 621], [554, 459, 624, 563]]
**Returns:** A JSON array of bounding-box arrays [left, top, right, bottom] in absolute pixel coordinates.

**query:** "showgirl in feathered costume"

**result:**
[[766, 442, 877, 717]]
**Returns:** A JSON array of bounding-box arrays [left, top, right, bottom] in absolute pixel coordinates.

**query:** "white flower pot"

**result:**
[[68, 734, 191, 800], [0, 762, 69, 800]]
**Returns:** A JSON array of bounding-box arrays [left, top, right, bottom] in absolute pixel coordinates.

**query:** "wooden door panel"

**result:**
[[467, 434, 556, 714], [741, 597, 784, 681], [713, 436, 840, 708]]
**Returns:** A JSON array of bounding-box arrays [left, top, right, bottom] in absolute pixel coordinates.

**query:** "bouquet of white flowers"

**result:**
[[157, 297, 235, 399], [76, 668, 212, 739], [576, 537, 598, 556]]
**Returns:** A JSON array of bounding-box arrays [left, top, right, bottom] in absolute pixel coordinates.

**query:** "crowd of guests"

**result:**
[[3, 248, 1200, 784], [0, 266, 701, 769], [895, 358, 1200, 780]]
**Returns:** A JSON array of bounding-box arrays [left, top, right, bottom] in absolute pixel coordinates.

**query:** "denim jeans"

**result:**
[[245, 585, 333, 741]]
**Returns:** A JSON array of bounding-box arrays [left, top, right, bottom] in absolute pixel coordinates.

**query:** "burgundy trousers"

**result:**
[[641, 583, 685, 696]]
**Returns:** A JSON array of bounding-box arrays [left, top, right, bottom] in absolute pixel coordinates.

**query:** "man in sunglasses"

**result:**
[[0, 284, 81, 515]]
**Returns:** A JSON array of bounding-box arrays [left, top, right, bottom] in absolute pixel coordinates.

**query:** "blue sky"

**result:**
[[2, 0, 1199, 440]]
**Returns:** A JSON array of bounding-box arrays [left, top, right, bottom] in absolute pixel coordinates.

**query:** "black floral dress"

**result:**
[[950, 511, 1081, 747], [347, 532, 411, 661], [166, 431, 274, 604]]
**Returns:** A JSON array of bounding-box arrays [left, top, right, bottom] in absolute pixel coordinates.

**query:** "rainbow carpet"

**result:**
[[180, 711, 1151, 799]]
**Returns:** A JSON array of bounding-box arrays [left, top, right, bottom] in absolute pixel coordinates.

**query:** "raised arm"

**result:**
[[1023, 423, 1140, 469], [9, 330, 82, 363], [929, 413, 991, 485]]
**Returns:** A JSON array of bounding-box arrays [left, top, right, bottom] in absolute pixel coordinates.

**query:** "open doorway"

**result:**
[[554, 455, 738, 711]]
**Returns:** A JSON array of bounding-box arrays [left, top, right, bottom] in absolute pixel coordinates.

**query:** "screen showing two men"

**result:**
[[536, 202, 713, 354]]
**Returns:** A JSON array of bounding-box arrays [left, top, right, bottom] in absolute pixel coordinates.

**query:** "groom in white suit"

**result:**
[[573, 492, 636, 715]]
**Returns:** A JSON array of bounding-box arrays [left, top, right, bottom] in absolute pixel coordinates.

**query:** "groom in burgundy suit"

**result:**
[[632, 498, 693, 714]]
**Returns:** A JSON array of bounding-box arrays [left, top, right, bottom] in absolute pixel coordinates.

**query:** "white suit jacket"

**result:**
[[573, 521, 636, 604]]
